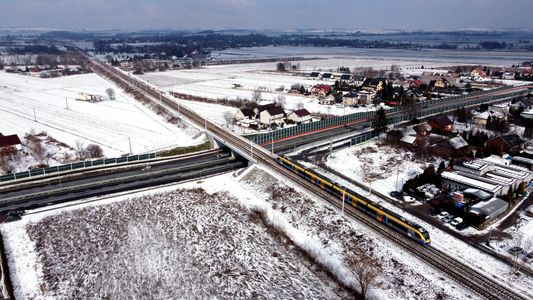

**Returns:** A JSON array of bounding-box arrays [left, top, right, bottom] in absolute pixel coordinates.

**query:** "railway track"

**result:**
[[87, 57, 528, 300]]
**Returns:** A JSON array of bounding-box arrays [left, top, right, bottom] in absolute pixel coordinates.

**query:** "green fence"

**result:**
[[0, 153, 157, 183], [248, 85, 527, 145]]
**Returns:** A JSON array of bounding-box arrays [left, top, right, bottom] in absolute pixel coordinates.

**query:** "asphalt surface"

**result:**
[[0, 150, 244, 212]]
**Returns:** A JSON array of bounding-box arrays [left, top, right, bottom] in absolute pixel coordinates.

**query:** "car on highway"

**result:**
[[450, 217, 463, 226], [436, 211, 449, 220]]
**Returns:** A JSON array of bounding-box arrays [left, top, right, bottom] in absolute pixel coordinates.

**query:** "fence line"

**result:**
[[0, 153, 157, 183]]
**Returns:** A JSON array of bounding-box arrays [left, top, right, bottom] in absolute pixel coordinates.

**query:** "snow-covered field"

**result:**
[[212, 46, 533, 67], [325, 139, 441, 196], [141, 63, 382, 119], [0, 72, 201, 157]]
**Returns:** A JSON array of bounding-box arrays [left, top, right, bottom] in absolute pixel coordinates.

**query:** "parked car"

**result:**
[[437, 211, 449, 220], [403, 196, 416, 203], [443, 214, 455, 223], [509, 246, 524, 256], [451, 217, 463, 226], [455, 222, 469, 231], [390, 191, 403, 199]]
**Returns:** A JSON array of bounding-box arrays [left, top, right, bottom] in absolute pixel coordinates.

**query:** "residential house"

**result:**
[[311, 84, 332, 97], [510, 98, 533, 111], [486, 134, 526, 154], [259, 106, 286, 127], [319, 94, 336, 105], [322, 73, 335, 81], [235, 108, 256, 121], [429, 116, 453, 132], [353, 76, 366, 87], [0, 134, 22, 151], [502, 72, 515, 80], [488, 103, 510, 115], [342, 91, 359, 106], [254, 102, 276, 115], [287, 109, 312, 124], [339, 74, 352, 83], [413, 123, 432, 136], [408, 80, 424, 90], [470, 67, 487, 80], [434, 78, 449, 89], [309, 72, 321, 80], [357, 90, 375, 105], [473, 110, 504, 126]]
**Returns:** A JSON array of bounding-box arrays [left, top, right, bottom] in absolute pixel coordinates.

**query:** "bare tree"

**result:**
[[86, 144, 104, 158], [351, 253, 381, 299], [275, 95, 286, 109], [75, 140, 86, 159], [251, 88, 263, 103], [105, 88, 116, 100], [511, 234, 533, 274], [222, 111, 235, 127], [296, 100, 305, 110], [29, 139, 46, 164], [0, 151, 14, 174]]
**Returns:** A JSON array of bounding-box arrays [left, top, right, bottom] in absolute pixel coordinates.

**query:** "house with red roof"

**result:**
[[311, 84, 332, 97], [0, 134, 22, 151]]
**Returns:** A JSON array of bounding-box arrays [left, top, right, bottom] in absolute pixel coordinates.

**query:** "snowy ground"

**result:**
[[298, 157, 533, 298], [0, 71, 201, 158], [492, 204, 533, 267], [1, 182, 349, 299], [0, 130, 77, 174], [141, 63, 382, 120], [211, 46, 533, 67], [325, 139, 442, 196], [2, 165, 492, 300]]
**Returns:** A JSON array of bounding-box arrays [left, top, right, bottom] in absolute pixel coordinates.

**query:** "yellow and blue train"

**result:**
[[277, 156, 431, 245]]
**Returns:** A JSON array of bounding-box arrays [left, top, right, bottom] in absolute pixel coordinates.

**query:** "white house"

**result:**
[[319, 94, 336, 105], [259, 106, 286, 127], [288, 109, 312, 124], [235, 108, 255, 121]]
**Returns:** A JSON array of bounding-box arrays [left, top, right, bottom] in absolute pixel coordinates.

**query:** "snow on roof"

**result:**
[[402, 126, 417, 136], [460, 160, 491, 171], [471, 198, 508, 219], [474, 110, 503, 120], [448, 136, 469, 150], [442, 171, 501, 193], [239, 119, 258, 125], [400, 135, 417, 145], [492, 166, 532, 180], [462, 188, 493, 200], [484, 172, 516, 186]]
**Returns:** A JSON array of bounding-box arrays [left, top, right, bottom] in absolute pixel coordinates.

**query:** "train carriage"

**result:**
[[277, 156, 431, 245]]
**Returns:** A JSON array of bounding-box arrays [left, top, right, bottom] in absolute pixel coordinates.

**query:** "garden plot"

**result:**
[[0, 71, 200, 157], [325, 139, 441, 195]]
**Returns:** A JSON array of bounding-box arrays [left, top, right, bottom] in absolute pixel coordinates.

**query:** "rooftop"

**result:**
[[442, 171, 501, 194]]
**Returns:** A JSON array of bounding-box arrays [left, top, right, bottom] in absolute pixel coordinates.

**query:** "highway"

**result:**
[[0, 149, 245, 212], [87, 57, 528, 300]]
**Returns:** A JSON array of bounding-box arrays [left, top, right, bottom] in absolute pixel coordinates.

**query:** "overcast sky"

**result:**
[[1, 0, 532, 31]]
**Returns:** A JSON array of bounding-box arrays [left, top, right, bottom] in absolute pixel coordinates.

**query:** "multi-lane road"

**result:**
[[0, 149, 245, 213]]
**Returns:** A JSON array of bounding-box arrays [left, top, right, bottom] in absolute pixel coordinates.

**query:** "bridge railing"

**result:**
[[0, 153, 158, 183]]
